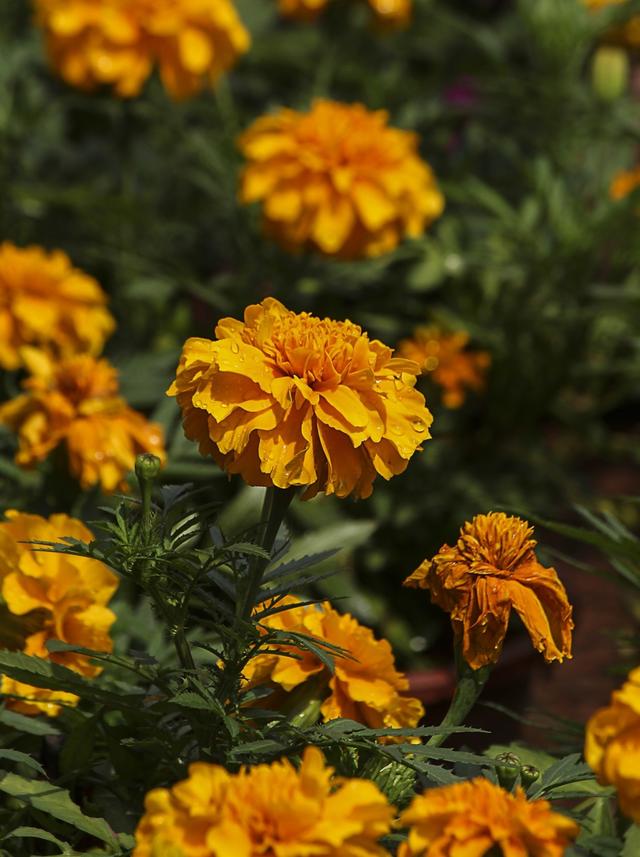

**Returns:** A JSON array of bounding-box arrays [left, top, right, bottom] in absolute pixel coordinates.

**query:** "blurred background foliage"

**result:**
[[1, 0, 639, 664]]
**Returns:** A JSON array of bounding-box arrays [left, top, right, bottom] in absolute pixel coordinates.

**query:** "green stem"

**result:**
[[427, 647, 492, 748], [238, 487, 296, 622]]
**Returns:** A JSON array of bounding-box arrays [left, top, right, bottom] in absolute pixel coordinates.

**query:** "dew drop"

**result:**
[[230, 342, 240, 354]]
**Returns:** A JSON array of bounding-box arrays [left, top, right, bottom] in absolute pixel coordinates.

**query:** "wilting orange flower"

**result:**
[[0, 243, 114, 372], [169, 298, 432, 499], [404, 512, 573, 670], [279, 0, 411, 27], [238, 100, 444, 259], [133, 746, 392, 857], [397, 326, 491, 408], [583, 0, 640, 48], [398, 777, 578, 857], [0, 511, 118, 716], [35, 0, 250, 99], [585, 667, 640, 823], [0, 350, 165, 493], [243, 596, 424, 734]]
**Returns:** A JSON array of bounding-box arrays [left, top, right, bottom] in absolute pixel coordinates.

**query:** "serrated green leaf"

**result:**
[[622, 824, 640, 857], [0, 772, 118, 846], [0, 706, 61, 736]]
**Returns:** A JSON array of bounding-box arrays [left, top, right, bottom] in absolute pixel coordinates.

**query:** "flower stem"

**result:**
[[427, 647, 491, 747], [238, 486, 296, 622]]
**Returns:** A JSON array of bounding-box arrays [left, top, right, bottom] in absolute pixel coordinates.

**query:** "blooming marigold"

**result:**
[[0, 243, 114, 371], [404, 512, 573, 670], [397, 777, 578, 857], [133, 745, 393, 857], [585, 666, 640, 823], [35, 0, 250, 99], [397, 326, 491, 409], [610, 165, 640, 200], [279, 0, 411, 27], [168, 298, 432, 499], [238, 100, 444, 259], [243, 596, 424, 733], [0, 511, 118, 716], [0, 350, 166, 493]]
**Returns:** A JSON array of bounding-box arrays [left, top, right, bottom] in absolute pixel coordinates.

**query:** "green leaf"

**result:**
[[528, 753, 598, 798], [622, 825, 640, 857], [2, 826, 73, 855], [0, 706, 61, 736], [0, 748, 46, 777], [0, 772, 118, 846]]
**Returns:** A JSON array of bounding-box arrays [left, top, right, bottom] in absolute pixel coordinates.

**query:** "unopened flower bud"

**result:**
[[520, 765, 540, 787], [496, 752, 521, 788], [135, 453, 162, 482], [592, 46, 629, 101]]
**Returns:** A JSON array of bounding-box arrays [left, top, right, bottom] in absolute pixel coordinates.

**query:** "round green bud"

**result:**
[[135, 453, 162, 481]]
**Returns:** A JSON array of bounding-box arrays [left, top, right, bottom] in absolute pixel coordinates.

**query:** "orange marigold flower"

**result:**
[[168, 298, 433, 499], [0, 350, 166, 493], [585, 666, 640, 823], [243, 596, 424, 734], [404, 512, 573, 670], [398, 777, 578, 857], [279, 0, 411, 27], [0, 511, 118, 716], [35, 0, 250, 99], [133, 746, 392, 857], [583, 0, 640, 48], [397, 326, 491, 409], [238, 100, 444, 259], [610, 165, 640, 199], [0, 243, 114, 371]]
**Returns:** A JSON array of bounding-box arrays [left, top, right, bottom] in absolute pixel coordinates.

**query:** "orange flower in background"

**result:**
[[0, 511, 118, 716], [398, 777, 578, 857], [279, 0, 411, 27], [610, 165, 640, 199], [583, 0, 640, 48], [0, 350, 166, 493], [133, 746, 393, 857], [169, 298, 432, 500], [243, 596, 424, 734], [0, 243, 114, 371], [35, 0, 250, 99], [404, 512, 573, 670], [238, 100, 444, 259], [585, 667, 640, 823], [397, 326, 491, 408]]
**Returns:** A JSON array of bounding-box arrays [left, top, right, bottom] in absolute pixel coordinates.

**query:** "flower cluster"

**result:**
[[238, 100, 444, 259], [243, 597, 424, 733], [585, 666, 640, 823], [404, 512, 573, 669], [279, 0, 412, 28], [398, 777, 578, 857], [35, 0, 250, 99], [169, 297, 432, 500], [0, 350, 165, 493], [397, 325, 491, 408], [0, 242, 114, 371], [0, 511, 118, 716], [133, 746, 393, 857]]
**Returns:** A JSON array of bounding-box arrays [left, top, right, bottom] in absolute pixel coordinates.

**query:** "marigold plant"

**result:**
[[0, 511, 118, 716], [35, 0, 250, 99], [404, 512, 573, 670], [279, 0, 412, 27], [238, 100, 444, 259], [0, 350, 166, 493], [133, 745, 393, 857], [169, 297, 432, 499], [244, 596, 424, 732], [0, 242, 114, 371], [398, 777, 579, 857], [585, 666, 640, 823], [397, 326, 491, 409]]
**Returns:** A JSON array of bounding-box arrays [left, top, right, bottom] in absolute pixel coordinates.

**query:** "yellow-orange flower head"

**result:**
[[0, 511, 118, 716], [397, 326, 491, 409], [238, 100, 444, 259], [610, 165, 640, 200], [0, 350, 166, 493], [133, 745, 393, 857], [279, 0, 411, 27], [0, 243, 114, 372], [398, 777, 578, 857], [35, 0, 250, 99], [585, 667, 640, 823], [404, 512, 573, 670], [168, 298, 433, 499], [243, 596, 424, 734], [583, 0, 640, 48]]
